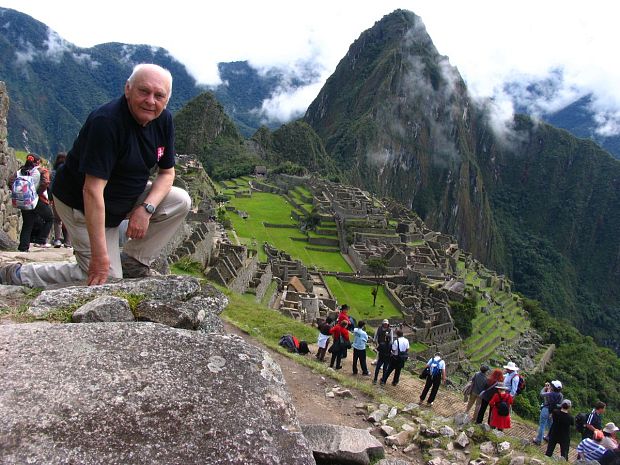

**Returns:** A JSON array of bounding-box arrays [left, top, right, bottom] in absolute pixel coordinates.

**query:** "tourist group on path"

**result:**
[[315, 308, 618, 463]]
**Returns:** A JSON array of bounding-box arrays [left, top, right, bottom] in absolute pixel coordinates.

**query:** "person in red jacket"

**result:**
[[329, 319, 350, 370], [489, 383, 514, 431]]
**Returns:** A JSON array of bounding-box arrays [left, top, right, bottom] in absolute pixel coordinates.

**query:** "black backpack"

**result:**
[[496, 395, 510, 417], [575, 412, 587, 433]]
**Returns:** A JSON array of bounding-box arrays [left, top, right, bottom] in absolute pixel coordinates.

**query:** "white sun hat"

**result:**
[[503, 361, 519, 371]]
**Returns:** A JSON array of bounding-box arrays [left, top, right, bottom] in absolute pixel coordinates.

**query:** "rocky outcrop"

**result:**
[[0, 322, 315, 465], [302, 424, 384, 465]]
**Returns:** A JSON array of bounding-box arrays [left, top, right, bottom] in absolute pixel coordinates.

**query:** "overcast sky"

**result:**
[[3, 0, 620, 134]]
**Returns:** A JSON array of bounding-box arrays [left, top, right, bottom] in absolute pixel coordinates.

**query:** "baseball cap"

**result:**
[[382, 319, 389, 324], [551, 380, 562, 389]]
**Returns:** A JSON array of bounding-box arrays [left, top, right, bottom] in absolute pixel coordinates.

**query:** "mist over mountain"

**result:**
[[0, 7, 308, 155], [504, 76, 620, 159], [303, 9, 620, 350]]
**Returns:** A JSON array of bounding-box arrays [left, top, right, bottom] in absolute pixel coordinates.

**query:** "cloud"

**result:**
[[43, 29, 70, 62], [258, 82, 323, 123]]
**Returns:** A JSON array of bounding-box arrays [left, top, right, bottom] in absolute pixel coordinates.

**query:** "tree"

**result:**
[[366, 258, 388, 306]]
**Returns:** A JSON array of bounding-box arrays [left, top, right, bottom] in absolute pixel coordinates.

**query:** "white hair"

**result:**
[[127, 63, 173, 98]]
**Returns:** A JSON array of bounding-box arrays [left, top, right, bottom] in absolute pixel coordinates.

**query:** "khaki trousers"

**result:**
[[20, 185, 191, 287]]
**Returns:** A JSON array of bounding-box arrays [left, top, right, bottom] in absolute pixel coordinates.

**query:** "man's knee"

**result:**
[[169, 187, 192, 215]]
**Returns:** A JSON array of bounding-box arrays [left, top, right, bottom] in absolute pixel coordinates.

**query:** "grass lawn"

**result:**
[[324, 276, 402, 322], [227, 192, 351, 272]]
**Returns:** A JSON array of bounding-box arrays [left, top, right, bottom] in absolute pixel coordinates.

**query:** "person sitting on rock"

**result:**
[[1, 64, 191, 288], [577, 429, 607, 462]]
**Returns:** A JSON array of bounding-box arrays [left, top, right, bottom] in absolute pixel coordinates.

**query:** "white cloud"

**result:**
[[4, 0, 620, 135], [43, 29, 70, 62]]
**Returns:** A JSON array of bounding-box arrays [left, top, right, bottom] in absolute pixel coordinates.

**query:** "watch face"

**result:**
[[144, 203, 155, 214]]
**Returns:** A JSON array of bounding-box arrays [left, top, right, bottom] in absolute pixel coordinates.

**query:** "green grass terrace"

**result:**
[[226, 191, 351, 272]]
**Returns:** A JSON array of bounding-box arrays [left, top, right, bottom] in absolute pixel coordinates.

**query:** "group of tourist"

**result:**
[[8, 153, 71, 251], [461, 360, 619, 461], [462, 362, 522, 432]]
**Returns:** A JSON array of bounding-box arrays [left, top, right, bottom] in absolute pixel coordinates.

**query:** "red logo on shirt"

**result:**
[[157, 147, 165, 161]]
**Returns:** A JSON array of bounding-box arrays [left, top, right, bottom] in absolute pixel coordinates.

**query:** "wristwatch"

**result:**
[[142, 202, 156, 214]]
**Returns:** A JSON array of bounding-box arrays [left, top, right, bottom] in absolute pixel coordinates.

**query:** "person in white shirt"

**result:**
[[379, 329, 409, 387], [419, 352, 446, 406]]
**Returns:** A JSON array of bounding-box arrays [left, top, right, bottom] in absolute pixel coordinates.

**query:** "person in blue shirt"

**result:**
[[352, 320, 370, 376], [503, 361, 521, 397]]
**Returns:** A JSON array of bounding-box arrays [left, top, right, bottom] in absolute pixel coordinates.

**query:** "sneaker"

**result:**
[[53, 239, 63, 248], [64, 243, 73, 248], [120, 252, 151, 278], [427, 402, 433, 407], [362, 372, 370, 376], [372, 380, 377, 385], [0, 263, 22, 285]]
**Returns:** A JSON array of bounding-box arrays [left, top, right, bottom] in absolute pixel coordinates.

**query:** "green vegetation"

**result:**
[[513, 298, 619, 425], [450, 297, 476, 339], [323, 276, 402, 321], [171, 257, 206, 278], [225, 191, 351, 271]]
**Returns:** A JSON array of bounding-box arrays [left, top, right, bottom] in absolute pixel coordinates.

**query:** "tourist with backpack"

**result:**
[[9, 153, 53, 252], [502, 361, 522, 398], [328, 319, 350, 370], [545, 399, 574, 460], [380, 329, 409, 387], [419, 351, 446, 406], [581, 401, 607, 439], [372, 319, 392, 385], [533, 379, 564, 445], [488, 382, 513, 431]]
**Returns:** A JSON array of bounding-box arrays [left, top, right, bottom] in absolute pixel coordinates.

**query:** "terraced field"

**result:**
[[458, 259, 530, 363], [219, 181, 350, 272]]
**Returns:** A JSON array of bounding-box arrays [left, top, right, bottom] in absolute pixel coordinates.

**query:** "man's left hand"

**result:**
[[126, 207, 151, 240]]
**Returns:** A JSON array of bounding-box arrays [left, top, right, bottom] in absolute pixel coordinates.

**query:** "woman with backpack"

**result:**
[[9, 154, 53, 252], [488, 382, 514, 431], [328, 319, 350, 370]]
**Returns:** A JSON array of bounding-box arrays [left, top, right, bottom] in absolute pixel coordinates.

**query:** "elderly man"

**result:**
[[1, 64, 191, 287]]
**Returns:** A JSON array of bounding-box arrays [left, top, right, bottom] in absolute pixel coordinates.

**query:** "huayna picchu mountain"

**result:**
[[303, 9, 620, 350]]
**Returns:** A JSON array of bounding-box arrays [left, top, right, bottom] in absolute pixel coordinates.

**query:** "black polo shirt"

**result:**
[[53, 95, 175, 227]]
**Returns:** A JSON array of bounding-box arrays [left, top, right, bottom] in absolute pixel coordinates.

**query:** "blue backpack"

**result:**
[[430, 359, 442, 377]]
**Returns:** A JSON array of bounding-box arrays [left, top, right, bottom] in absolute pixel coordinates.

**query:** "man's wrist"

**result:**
[[141, 202, 156, 214]]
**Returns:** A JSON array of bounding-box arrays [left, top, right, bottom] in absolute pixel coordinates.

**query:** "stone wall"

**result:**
[[0, 82, 20, 242]]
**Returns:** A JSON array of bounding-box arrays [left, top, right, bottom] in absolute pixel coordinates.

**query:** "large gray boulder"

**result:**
[[302, 424, 384, 465], [0, 322, 315, 465]]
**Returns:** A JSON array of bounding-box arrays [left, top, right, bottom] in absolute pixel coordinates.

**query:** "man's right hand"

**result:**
[[88, 255, 110, 285]]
